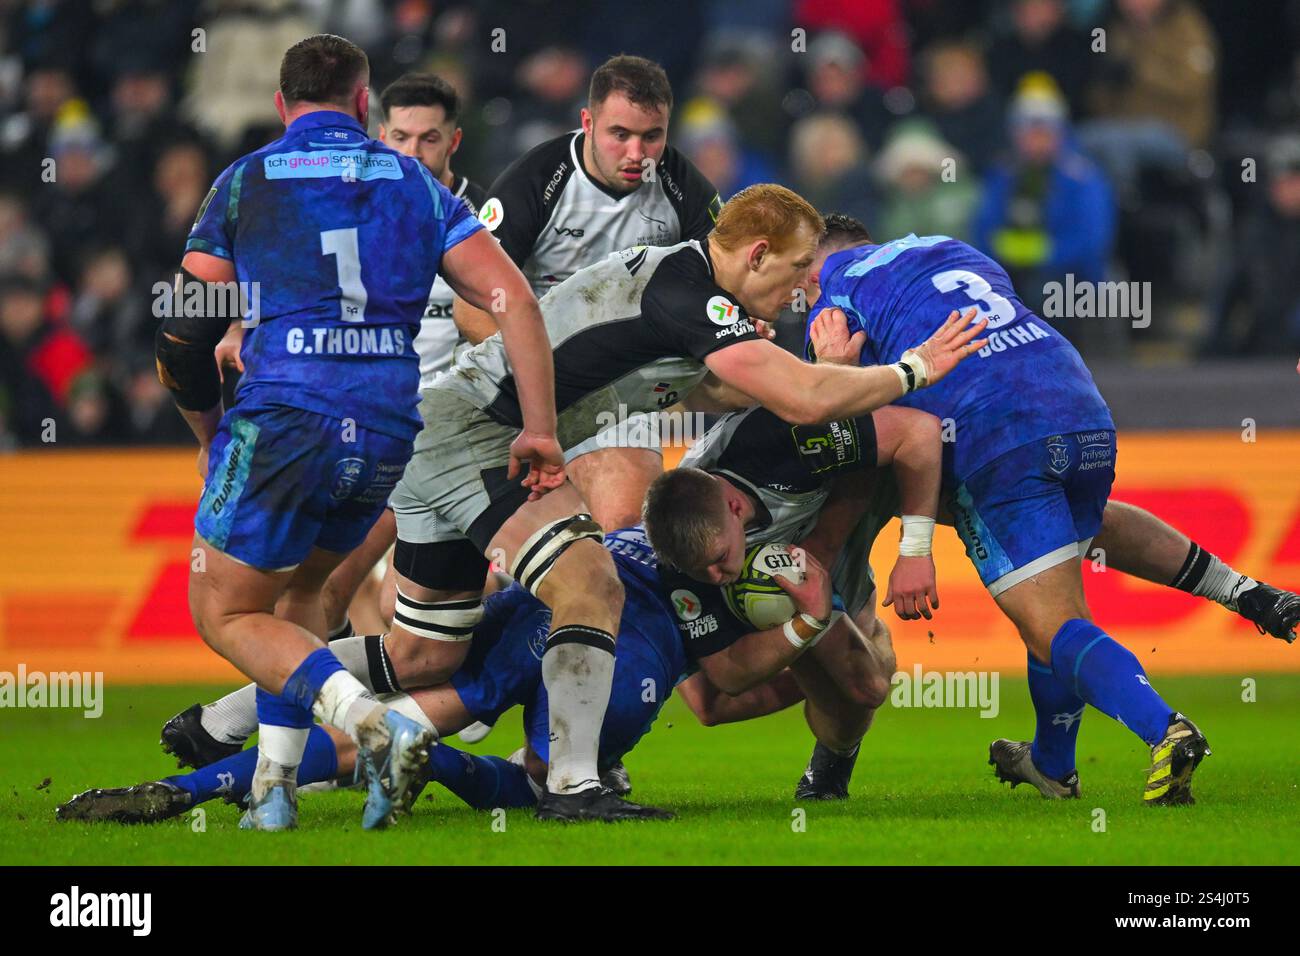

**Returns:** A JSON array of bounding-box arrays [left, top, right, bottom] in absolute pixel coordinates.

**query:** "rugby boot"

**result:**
[[357, 709, 435, 830], [794, 741, 859, 800], [600, 760, 632, 796], [1144, 713, 1210, 806], [989, 738, 1080, 798], [1235, 582, 1299, 644], [160, 703, 242, 770], [57, 781, 191, 824], [457, 720, 495, 744], [239, 780, 297, 830], [535, 786, 674, 822]]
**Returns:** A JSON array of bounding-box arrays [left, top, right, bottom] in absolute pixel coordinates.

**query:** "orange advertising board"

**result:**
[[1, 433, 1297, 682]]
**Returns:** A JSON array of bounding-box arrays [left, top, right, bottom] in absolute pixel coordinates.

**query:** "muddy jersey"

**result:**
[[477, 130, 721, 298], [436, 238, 762, 451], [415, 174, 487, 388]]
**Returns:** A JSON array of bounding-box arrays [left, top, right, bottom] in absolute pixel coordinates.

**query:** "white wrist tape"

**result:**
[[893, 350, 928, 393], [783, 612, 829, 649], [899, 515, 936, 557]]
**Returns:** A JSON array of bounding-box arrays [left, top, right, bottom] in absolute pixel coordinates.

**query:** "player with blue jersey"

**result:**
[[154, 35, 564, 831], [57, 528, 828, 824], [805, 216, 1214, 805]]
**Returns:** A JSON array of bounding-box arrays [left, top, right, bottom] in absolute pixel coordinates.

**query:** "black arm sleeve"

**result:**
[[154, 269, 230, 411]]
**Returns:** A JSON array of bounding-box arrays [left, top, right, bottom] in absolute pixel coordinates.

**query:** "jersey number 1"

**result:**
[[321, 227, 368, 323]]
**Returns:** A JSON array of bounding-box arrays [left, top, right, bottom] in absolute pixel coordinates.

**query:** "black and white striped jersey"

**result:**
[[437, 238, 761, 450], [659, 406, 885, 662], [476, 130, 721, 298], [416, 174, 487, 388], [681, 406, 880, 550]]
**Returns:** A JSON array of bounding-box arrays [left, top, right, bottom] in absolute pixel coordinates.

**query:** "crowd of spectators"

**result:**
[[1, 0, 1298, 448]]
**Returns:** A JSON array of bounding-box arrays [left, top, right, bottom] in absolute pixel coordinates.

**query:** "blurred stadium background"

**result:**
[[1, 0, 1298, 681]]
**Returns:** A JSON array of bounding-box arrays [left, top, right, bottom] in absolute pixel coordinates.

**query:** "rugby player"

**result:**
[[447, 53, 721, 761], [177, 73, 495, 766], [806, 215, 1298, 803], [317, 72, 490, 641], [55, 529, 835, 824], [374, 184, 986, 821], [454, 54, 722, 533], [644, 399, 941, 799], [157, 35, 562, 830]]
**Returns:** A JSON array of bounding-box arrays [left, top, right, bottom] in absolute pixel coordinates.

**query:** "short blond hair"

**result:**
[[642, 467, 728, 571], [710, 183, 824, 254]]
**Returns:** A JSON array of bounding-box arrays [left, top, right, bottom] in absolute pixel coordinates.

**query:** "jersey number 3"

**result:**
[[931, 269, 1015, 330], [321, 227, 368, 323]]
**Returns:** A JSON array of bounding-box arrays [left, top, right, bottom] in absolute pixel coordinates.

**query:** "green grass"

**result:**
[[2, 675, 1297, 865]]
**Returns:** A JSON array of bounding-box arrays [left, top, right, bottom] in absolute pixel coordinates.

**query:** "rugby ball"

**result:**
[[722, 542, 803, 629]]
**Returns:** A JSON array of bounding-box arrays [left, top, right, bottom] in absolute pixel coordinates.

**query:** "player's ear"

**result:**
[[356, 85, 370, 128], [449, 127, 464, 156], [580, 107, 594, 136], [274, 90, 288, 125], [748, 239, 769, 272]]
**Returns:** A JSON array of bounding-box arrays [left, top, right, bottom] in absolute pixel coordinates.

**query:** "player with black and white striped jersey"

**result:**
[[645, 398, 944, 800]]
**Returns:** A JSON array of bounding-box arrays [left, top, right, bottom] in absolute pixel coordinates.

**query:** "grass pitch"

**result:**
[[2, 675, 1297, 865]]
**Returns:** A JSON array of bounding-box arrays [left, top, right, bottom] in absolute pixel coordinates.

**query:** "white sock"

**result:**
[[312, 670, 383, 740], [201, 682, 258, 745], [540, 631, 615, 795], [325, 636, 376, 692], [376, 691, 437, 734], [251, 724, 310, 799], [1193, 555, 1257, 611]]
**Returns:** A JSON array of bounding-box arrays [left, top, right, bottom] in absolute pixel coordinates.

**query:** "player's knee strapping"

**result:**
[[510, 513, 604, 597], [393, 589, 483, 643]]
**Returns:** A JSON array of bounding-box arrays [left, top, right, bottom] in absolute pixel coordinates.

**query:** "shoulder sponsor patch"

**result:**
[[263, 150, 403, 181], [671, 588, 702, 621], [479, 197, 504, 231], [706, 295, 740, 326]]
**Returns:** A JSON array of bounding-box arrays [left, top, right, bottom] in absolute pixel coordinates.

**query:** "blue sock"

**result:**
[[255, 686, 315, 730], [166, 725, 340, 805], [1049, 619, 1174, 745], [252, 649, 344, 769], [280, 647, 346, 712], [1026, 653, 1085, 780], [426, 742, 538, 810]]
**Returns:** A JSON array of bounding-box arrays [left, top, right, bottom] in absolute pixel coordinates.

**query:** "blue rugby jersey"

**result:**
[[186, 109, 482, 440], [808, 234, 1114, 483]]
